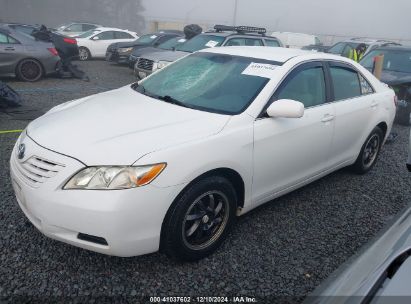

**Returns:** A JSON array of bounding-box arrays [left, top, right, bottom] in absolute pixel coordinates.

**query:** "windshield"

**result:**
[[136, 34, 159, 44], [77, 29, 100, 38], [361, 49, 411, 73], [135, 52, 276, 115], [159, 37, 186, 50], [176, 34, 225, 53]]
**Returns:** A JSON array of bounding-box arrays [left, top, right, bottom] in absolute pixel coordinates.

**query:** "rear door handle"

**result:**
[[371, 101, 378, 108], [321, 114, 335, 123]]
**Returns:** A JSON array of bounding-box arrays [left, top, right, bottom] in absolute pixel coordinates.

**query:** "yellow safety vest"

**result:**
[[348, 49, 364, 62]]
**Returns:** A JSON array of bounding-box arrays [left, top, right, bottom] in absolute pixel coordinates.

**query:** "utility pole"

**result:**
[[233, 0, 238, 26]]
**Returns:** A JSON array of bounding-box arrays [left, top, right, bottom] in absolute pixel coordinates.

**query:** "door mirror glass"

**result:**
[[266, 99, 304, 118]]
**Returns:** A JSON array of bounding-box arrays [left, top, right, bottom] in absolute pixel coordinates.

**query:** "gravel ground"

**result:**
[[1, 61, 411, 303]]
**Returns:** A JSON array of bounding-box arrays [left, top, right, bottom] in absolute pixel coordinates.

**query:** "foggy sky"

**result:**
[[143, 0, 411, 42], [1, 0, 410, 42]]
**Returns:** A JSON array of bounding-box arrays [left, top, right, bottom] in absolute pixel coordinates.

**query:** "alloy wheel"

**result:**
[[182, 191, 230, 251], [362, 134, 380, 168]]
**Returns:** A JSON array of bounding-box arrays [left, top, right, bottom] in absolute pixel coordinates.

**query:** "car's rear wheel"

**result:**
[[16, 59, 43, 82], [78, 47, 91, 61], [161, 176, 237, 261], [352, 127, 383, 174]]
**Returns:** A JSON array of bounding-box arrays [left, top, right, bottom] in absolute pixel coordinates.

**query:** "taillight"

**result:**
[[394, 95, 398, 107], [63, 37, 77, 45], [47, 48, 59, 56]]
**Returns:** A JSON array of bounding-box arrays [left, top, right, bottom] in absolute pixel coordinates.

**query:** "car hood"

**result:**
[[27, 86, 230, 166], [131, 46, 166, 57], [380, 70, 411, 86], [143, 50, 189, 62]]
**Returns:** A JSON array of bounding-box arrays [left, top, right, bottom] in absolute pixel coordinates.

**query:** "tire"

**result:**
[[161, 176, 237, 261], [78, 47, 91, 61], [352, 127, 384, 174], [16, 59, 43, 82]]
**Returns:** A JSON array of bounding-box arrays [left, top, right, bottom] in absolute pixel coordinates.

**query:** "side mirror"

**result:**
[[91, 36, 100, 41], [266, 99, 304, 118]]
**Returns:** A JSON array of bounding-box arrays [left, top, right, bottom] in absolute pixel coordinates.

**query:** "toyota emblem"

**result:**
[[18, 143, 25, 160]]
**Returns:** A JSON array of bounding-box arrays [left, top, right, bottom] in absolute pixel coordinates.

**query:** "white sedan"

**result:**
[[10, 47, 395, 261], [75, 27, 138, 60]]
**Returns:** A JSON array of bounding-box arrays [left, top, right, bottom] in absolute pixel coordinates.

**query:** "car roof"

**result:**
[[200, 46, 347, 63], [94, 27, 133, 32], [202, 31, 278, 39]]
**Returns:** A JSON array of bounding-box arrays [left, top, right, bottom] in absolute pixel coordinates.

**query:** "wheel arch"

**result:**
[[159, 167, 245, 251], [376, 121, 388, 139]]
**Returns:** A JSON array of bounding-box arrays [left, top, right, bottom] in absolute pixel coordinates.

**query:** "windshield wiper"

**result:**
[[158, 95, 193, 109]]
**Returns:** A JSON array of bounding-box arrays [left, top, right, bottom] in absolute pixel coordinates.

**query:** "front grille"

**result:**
[[13, 153, 65, 187], [137, 58, 154, 71]]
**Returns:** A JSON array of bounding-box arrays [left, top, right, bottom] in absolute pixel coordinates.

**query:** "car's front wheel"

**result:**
[[16, 59, 43, 82], [352, 127, 383, 174], [161, 176, 237, 261], [78, 47, 91, 61]]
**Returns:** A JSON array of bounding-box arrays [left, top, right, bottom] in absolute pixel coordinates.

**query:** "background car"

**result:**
[[0, 25, 60, 81], [301, 44, 330, 52], [304, 204, 411, 303], [54, 22, 102, 37], [327, 38, 400, 58], [106, 31, 184, 65], [270, 31, 322, 49], [134, 25, 283, 79], [360, 45, 411, 125], [75, 27, 138, 60], [129, 36, 186, 69]]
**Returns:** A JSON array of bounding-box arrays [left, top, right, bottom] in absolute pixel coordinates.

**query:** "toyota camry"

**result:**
[[10, 47, 396, 261]]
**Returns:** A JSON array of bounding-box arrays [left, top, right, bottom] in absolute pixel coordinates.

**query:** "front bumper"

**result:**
[[10, 135, 185, 257]]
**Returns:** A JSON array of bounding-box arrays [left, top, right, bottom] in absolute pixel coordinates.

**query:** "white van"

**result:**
[[271, 31, 321, 49]]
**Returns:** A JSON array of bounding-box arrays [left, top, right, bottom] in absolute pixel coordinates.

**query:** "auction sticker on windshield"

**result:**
[[205, 40, 219, 48], [242, 62, 278, 78]]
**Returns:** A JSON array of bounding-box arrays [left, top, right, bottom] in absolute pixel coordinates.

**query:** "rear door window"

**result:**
[[277, 64, 326, 108], [330, 64, 362, 100], [82, 24, 97, 31], [95, 31, 115, 40], [115, 31, 134, 39]]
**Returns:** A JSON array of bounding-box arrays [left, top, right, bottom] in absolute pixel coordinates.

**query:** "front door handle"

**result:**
[[321, 114, 335, 123], [371, 101, 378, 108], [4, 47, 15, 51]]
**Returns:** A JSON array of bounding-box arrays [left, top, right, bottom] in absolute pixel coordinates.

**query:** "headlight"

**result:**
[[64, 163, 166, 190], [118, 47, 133, 53], [157, 61, 171, 69]]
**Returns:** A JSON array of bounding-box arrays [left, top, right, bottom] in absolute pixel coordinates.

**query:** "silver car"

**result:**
[[0, 25, 60, 81], [55, 22, 102, 37], [304, 204, 411, 303]]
